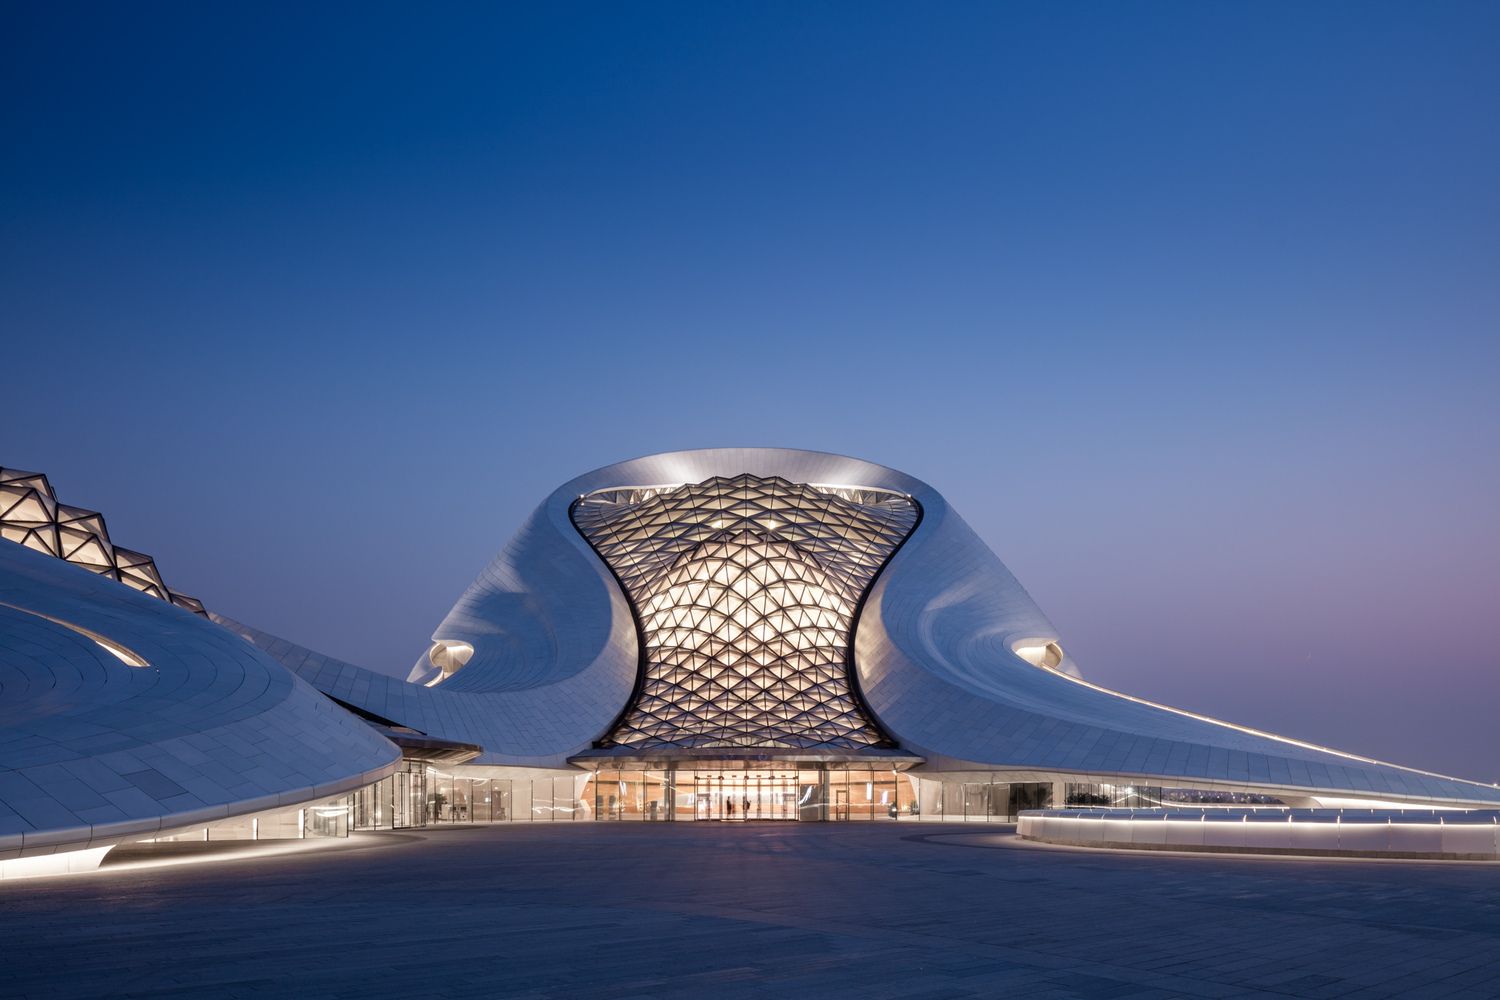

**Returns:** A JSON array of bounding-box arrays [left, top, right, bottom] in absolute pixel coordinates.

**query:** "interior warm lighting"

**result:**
[[573, 474, 919, 750], [1, 599, 150, 667]]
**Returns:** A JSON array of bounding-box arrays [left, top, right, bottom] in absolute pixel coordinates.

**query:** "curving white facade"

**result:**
[[244, 448, 1500, 811], [0, 541, 401, 872], [5, 447, 1498, 866]]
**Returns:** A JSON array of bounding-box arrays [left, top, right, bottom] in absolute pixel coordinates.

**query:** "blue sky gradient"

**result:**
[[4, 3, 1498, 778]]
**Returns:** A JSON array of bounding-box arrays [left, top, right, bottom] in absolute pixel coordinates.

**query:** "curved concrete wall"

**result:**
[[0, 543, 401, 862]]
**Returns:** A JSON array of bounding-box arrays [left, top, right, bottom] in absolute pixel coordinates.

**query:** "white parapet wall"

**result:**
[[1017, 808, 1500, 860]]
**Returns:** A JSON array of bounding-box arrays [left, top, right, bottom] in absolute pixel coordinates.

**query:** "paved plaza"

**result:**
[[4, 822, 1500, 999]]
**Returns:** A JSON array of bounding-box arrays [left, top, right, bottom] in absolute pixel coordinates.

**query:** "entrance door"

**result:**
[[690, 769, 798, 820]]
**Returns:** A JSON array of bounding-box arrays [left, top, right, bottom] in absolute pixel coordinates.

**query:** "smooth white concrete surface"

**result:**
[[0, 543, 401, 866]]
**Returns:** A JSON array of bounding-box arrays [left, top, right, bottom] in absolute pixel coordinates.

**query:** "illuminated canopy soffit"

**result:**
[[572, 475, 918, 751]]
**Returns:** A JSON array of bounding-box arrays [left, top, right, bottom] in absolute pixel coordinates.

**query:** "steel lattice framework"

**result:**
[[571, 474, 919, 751], [0, 468, 206, 615]]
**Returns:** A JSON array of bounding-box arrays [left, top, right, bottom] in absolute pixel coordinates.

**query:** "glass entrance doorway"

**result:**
[[582, 765, 930, 821], [691, 769, 799, 821]]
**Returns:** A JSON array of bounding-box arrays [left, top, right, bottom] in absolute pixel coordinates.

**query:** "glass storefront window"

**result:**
[[451, 778, 473, 822], [1065, 783, 1165, 809], [554, 776, 579, 820], [532, 777, 553, 819], [470, 778, 490, 822], [305, 798, 350, 838], [350, 763, 425, 831], [340, 766, 1069, 825], [1011, 781, 1051, 813], [569, 767, 926, 822], [871, 771, 899, 820], [918, 777, 943, 819], [672, 772, 694, 821], [898, 772, 918, 818], [850, 770, 874, 821], [798, 769, 826, 822], [645, 769, 669, 821], [516, 779, 534, 821], [598, 770, 652, 821], [902, 776, 1054, 820], [827, 770, 848, 821]]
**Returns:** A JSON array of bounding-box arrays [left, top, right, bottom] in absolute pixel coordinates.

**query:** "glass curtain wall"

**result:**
[[911, 777, 1053, 821], [350, 762, 603, 830], [352, 761, 427, 831], [593, 769, 674, 820], [582, 767, 907, 821], [143, 795, 352, 843], [414, 770, 589, 824], [1064, 783, 1283, 808], [344, 767, 1071, 826], [574, 769, 1050, 821]]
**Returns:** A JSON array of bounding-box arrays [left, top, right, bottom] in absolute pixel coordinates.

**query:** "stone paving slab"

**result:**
[[2, 822, 1499, 998]]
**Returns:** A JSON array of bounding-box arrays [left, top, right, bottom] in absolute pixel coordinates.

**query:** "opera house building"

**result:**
[[4, 449, 1499, 877]]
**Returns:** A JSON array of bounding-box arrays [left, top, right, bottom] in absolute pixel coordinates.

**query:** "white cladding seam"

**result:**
[[230, 448, 1500, 805], [0, 542, 401, 860]]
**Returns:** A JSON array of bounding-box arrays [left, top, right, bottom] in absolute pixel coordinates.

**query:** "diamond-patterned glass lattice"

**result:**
[[571, 474, 919, 751]]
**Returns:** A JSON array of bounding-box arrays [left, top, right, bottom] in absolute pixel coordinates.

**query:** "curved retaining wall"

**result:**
[[1018, 808, 1500, 859]]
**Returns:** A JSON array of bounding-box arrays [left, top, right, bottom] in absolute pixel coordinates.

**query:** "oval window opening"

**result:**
[[425, 640, 474, 686], [1012, 639, 1064, 671]]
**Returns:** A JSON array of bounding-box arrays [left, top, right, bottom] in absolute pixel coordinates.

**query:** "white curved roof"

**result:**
[[247, 447, 1500, 806], [0, 542, 401, 861]]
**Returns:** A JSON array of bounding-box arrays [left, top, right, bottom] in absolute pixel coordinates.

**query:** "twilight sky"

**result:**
[[4, 4, 1497, 780]]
